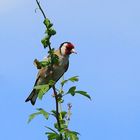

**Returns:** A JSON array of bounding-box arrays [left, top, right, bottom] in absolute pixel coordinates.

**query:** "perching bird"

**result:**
[[25, 42, 76, 105]]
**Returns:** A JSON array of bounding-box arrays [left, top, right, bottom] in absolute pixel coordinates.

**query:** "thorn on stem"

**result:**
[[35, 8, 39, 13]]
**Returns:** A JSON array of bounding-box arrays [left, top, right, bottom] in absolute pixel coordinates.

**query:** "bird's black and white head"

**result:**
[[59, 42, 76, 56]]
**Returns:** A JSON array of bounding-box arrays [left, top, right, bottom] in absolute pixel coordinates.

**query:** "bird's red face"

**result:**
[[60, 42, 76, 56], [65, 43, 76, 55]]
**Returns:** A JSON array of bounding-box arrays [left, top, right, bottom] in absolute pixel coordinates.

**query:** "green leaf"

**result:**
[[68, 76, 79, 82], [40, 60, 51, 67], [44, 18, 51, 28], [48, 28, 56, 36], [41, 38, 46, 47], [34, 84, 49, 90], [67, 86, 76, 96], [60, 111, 67, 119], [70, 131, 80, 136], [57, 94, 63, 102], [34, 59, 51, 69], [61, 124, 67, 129], [61, 76, 79, 87], [37, 108, 49, 119], [54, 120, 67, 130], [66, 86, 91, 100], [48, 80, 55, 86], [48, 48, 55, 54], [46, 132, 60, 140], [75, 91, 91, 100], [38, 89, 48, 100], [41, 36, 50, 48], [28, 112, 41, 123], [54, 122, 59, 130], [28, 108, 49, 123], [60, 119, 67, 129], [69, 133, 79, 140], [51, 110, 56, 117], [52, 54, 59, 64], [61, 79, 68, 87], [62, 129, 79, 140], [45, 126, 58, 134], [34, 84, 50, 100]]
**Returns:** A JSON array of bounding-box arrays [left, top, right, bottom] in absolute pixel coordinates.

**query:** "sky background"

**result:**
[[0, 0, 140, 140]]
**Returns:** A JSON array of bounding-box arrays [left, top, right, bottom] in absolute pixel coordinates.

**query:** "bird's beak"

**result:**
[[71, 49, 77, 54]]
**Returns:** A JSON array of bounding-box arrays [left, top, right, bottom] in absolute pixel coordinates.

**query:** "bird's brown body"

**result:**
[[25, 42, 75, 105], [36, 50, 69, 86]]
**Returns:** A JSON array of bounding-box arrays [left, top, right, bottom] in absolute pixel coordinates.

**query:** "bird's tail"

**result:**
[[25, 89, 38, 105]]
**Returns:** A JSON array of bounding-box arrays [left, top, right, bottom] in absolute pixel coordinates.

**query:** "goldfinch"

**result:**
[[25, 42, 76, 105]]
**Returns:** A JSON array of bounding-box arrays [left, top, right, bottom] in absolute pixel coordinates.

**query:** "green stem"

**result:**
[[59, 103, 63, 120]]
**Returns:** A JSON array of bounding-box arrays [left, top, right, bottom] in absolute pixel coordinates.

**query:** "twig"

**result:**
[[48, 42, 61, 136], [52, 86, 61, 129], [48, 44, 52, 53], [36, 0, 46, 19], [36, 1, 62, 138]]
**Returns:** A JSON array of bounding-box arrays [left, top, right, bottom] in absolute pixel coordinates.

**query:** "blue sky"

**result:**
[[0, 0, 140, 140]]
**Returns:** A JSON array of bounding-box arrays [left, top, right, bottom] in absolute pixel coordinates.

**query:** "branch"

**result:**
[[48, 44, 52, 53], [52, 86, 61, 129], [36, 1, 62, 138], [36, 0, 46, 19]]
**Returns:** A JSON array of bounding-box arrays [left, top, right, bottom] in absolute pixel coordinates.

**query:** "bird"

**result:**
[[25, 42, 76, 105]]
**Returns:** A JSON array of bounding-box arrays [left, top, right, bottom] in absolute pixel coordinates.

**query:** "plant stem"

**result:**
[[52, 86, 61, 128], [36, 1, 62, 139], [36, 0, 46, 19], [59, 103, 63, 120], [52, 86, 63, 139]]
